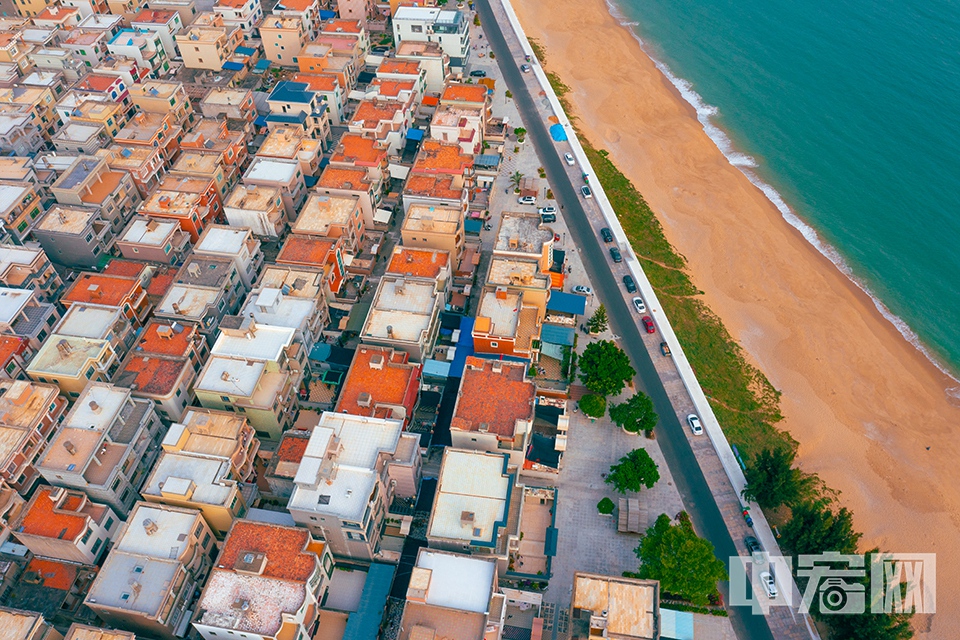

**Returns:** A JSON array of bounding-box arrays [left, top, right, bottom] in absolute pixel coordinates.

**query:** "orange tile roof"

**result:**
[[414, 140, 473, 174], [76, 74, 120, 93], [450, 357, 535, 437], [79, 170, 125, 206], [0, 34, 19, 48], [35, 5, 78, 20], [291, 72, 338, 92], [18, 487, 89, 541], [386, 248, 450, 278], [64, 273, 139, 307], [322, 19, 361, 33], [103, 258, 149, 278], [277, 235, 334, 266], [336, 347, 420, 419], [378, 59, 420, 76], [219, 520, 318, 582], [351, 100, 404, 128], [276, 0, 315, 11], [330, 133, 385, 166], [371, 79, 415, 98], [317, 165, 369, 190], [24, 557, 82, 591], [119, 355, 188, 396], [147, 269, 177, 299], [442, 83, 488, 104], [133, 8, 177, 22], [403, 172, 464, 200], [136, 320, 195, 356], [275, 431, 310, 463], [0, 336, 25, 365]]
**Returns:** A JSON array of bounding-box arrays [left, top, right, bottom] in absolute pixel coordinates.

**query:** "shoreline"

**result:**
[[599, 0, 960, 388], [510, 0, 960, 635]]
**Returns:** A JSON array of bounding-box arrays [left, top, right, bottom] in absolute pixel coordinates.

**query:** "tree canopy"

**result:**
[[742, 447, 820, 509], [780, 500, 861, 557], [610, 393, 658, 434], [606, 448, 659, 494], [587, 304, 608, 334], [579, 393, 606, 418], [579, 340, 635, 397], [635, 513, 726, 605]]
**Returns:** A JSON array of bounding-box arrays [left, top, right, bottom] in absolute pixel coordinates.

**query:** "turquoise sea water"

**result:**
[[608, 0, 960, 379]]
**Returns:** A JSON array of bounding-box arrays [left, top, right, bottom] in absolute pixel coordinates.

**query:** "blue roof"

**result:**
[[235, 46, 256, 55], [540, 324, 575, 346], [423, 359, 452, 378], [550, 123, 567, 141], [222, 61, 244, 71], [449, 316, 475, 378], [474, 154, 500, 167], [406, 128, 424, 141], [319, 9, 336, 18], [343, 564, 395, 640], [546, 290, 587, 315], [254, 115, 268, 127], [304, 175, 318, 188], [269, 81, 314, 104], [266, 112, 307, 124], [253, 59, 272, 73], [464, 218, 483, 233]]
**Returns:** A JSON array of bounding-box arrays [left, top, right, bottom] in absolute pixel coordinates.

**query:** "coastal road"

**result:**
[[475, 1, 777, 639]]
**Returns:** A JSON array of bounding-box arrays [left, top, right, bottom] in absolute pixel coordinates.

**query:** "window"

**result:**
[[81, 528, 92, 544], [202, 532, 211, 547], [230, 495, 238, 510], [91, 538, 103, 554], [5, 362, 15, 375], [112, 477, 122, 491], [85, 367, 95, 379], [105, 517, 114, 531], [16, 220, 27, 233], [220, 395, 231, 402], [490, 341, 499, 348], [411, 25, 422, 33]]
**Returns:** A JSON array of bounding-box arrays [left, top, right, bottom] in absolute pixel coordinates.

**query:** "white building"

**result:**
[[392, 7, 470, 72]]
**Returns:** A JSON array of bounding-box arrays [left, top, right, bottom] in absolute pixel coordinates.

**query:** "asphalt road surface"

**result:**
[[474, 2, 776, 638]]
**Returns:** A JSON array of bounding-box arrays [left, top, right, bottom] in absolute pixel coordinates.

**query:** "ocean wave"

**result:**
[[603, 0, 959, 383]]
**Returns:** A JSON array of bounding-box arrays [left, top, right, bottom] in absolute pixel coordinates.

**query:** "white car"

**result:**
[[573, 286, 593, 295], [538, 206, 557, 215], [632, 296, 646, 313], [518, 195, 536, 205], [564, 153, 576, 166], [686, 414, 704, 436], [581, 185, 593, 199], [760, 572, 778, 599]]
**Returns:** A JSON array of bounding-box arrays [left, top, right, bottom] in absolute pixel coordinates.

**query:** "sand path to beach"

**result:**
[[511, 0, 960, 633]]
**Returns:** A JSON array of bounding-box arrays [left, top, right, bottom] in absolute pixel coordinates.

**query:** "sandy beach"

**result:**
[[510, 0, 960, 634]]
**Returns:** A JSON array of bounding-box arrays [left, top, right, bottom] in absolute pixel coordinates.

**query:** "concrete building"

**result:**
[[265, 81, 331, 143], [38, 382, 164, 514], [242, 157, 306, 222], [0, 245, 64, 301], [360, 274, 443, 362], [0, 182, 43, 245], [348, 99, 409, 156], [257, 126, 323, 178], [193, 520, 333, 640], [52, 303, 136, 362], [0, 608, 62, 640], [263, 429, 309, 499], [335, 346, 421, 426], [401, 203, 464, 262], [49, 155, 140, 227], [179, 118, 247, 185], [260, 16, 305, 67], [314, 166, 380, 230], [128, 80, 193, 128], [271, 0, 322, 39], [194, 225, 263, 290], [223, 184, 287, 239], [570, 573, 660, 640], [63, 625, 135, 640], [291, 72, 345, 125], [393, 41, 447, 95], [175, 13, 243, 71], [0, 336, 32, 382], [431, 83, 489, 156], [51, 123, 109, 155], [0, 479, 24, 546], [12, 487, 119, 564], [116, 216, 191, 264], [84, 502, 216, 639], [393, 6, 469, 70], [171, 151, 234, 202], [240, 285, 327, 352], [154, 256, 245, 344], [293, 192, 363, 253], [494, 212, 555, 272], [328, 133, 389, 197], [33, 205, 123, 270], [141, 408, 258, 537], [399, 549, 504, 640], [26, 335, 118, 397], [97, 145, 166, 199], [61, 272, 151, 328], [131, 9, 184, 61], [473, 285, 542, 359], [0, 111, 46, 158], [449, 358, 535, 468], [139, 188, 213, 243], [0, 380, 67, 494], [213, 0, 263, 40], [61, 30, 111, 72], [106, 29, 170, 79], [286, 412, 421, 562]]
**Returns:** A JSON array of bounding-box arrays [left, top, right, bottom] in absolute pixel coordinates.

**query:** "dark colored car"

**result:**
[[642, 315, 655, 332], [520, 64, 531, 72], [609, 247, 622, 263], [600, 227, 614, 242], [469, 69, 487, 77], [660, 342, 671, 357], [624, 275, 637, 293], [540, 213, 556, 223], [744, 536, 766, 564]]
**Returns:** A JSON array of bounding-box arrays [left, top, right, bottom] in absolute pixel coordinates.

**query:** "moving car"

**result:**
[[540, 213, 556, 223], [632, 296, 646, 313], [564, 152, 576, 165], [642, 315, 655, 333], [686, 413, 704, 435], [469, 69, 487, 77], [760, 572, 778, 599], [573, 285, 593, 295], [581, 185, 593, 198], [660, 342, 671, 357], [518, 195, 536, 205], [538, 206, 557, 215], [520, 64, 531, 72], [609, 247, 622, 263], [623, 275, 637, 293], [745, 536, 766, 565], [600, 227, 614, 242]]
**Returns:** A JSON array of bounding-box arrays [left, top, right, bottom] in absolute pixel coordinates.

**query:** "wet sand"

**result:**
[[511, 0, 960, 633]]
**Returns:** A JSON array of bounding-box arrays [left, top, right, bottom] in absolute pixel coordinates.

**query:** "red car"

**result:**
[[642, 316, 656, 334]]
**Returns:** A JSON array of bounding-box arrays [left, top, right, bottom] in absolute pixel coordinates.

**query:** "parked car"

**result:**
[[573, 285, 593, 295], [745, 536, 766, 565], [564, 152, 576, 166], [642, 315, 655, 333], [520, 64, 531, 72], [540, 213, 556, 223], [760, 572, 778, 599], [686, 413, 704, 435], [623, 275, 637, 293], [518, 195, 536, 205], [581, 185, 593, 198], [660, 342, 671, 357], [632, 296, 646, 313], [469, 69, 487, 77], [538, 206, 557, 215], [609, 247, 622, 263], [600, 227, 614, 242]]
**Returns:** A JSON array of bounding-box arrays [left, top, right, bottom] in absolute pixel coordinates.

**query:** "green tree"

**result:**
[[509, 171, 524, 191], [820, 551, 913, 638], [513, 127, 527, 141], [609, 392, 658, 435], [742, 448, 819, 509], [606, 448, 659, 494], [586, 304, 608, 334], [579, 393, 606, 418], [781, 500, 861, 557], [579, 340, 636, 396], [635, 513, 726, 605], [597, 497, 615, 515]]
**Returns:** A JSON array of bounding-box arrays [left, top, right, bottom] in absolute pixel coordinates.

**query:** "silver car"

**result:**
[[687, 414, 704, 436], [632, 297, 646, 313]]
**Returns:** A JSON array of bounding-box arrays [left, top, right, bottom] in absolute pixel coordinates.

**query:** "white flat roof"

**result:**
[[428, 449, 510, 544], [242, 292, 316, 332], [121, 217, 178, 246], [142, 452, 234, 506], [245, 158, 297, 183], [157, 284, 219, 319], [87, 552, 179, 617], [0, 183, 28, 214], [56, 304, 123, 340], [115, 502, 199, 557], [414, 550, 495, 613], [0, 287, 32, 324], [363, 277, 438, 343], [196, 226, 249, 255], [199, 570, 307, 636], [196, 357, 266, 397], [212, 324, 295, 362]]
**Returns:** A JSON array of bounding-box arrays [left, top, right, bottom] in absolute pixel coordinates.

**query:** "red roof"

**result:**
[[24, 557, 83, 591], [275, 431, 310, 463], [322, 19, 362, 33], [330, 133, 386, 166], [136, 320, 195, 356], [442, 83, 488, 104], [317, 165, 369, 190], [277, 235, 335, 266], [119, 355, 189, 396], [413, 140, 474, 175], [292, 72, 339, 92], [378, 59, 420, 76], [386, 248, 449, 279], [0, 336, 26, 366], [218, 521, 319, 582], [103, 259, 150, 278], [63, 273, 140, 307], [76, 74, 120, 93], [147, 268, 177, 299], [18, 487, 90, 542], [336, 347, 421, 420], [450, 357, 535, 437]]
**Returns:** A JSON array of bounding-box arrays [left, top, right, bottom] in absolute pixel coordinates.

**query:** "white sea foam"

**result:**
[[603, 0, 959, 383]]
